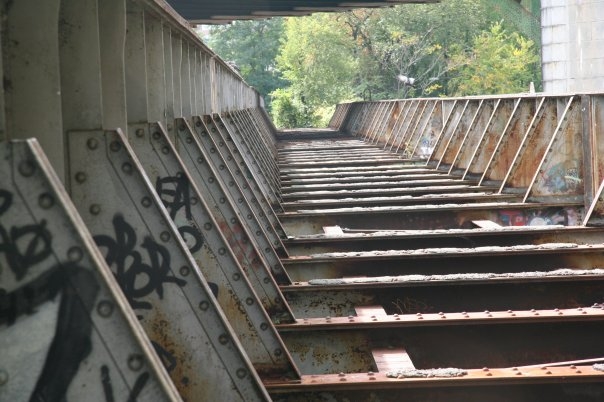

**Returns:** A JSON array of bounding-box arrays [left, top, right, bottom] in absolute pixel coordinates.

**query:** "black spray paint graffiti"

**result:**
[[94, 214, 187, 313], [151, 341, 177, 373], [101, 365, 150, 402], [0, 188, 101, 402], [0, 189, 52, 281], [156, 174, 204, 253]]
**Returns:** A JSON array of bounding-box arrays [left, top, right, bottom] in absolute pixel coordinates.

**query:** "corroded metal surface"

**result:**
[[67, 129, 280, 399], [269, 94, 604, 400]]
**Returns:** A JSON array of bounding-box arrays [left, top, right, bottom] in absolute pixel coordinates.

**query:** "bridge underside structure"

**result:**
[[2, 0, 604, 401]]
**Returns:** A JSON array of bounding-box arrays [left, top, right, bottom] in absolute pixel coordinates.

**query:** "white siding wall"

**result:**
[[542, 0, 604, 93]]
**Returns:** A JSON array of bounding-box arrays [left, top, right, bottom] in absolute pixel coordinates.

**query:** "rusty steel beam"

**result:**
[[278, 202, 584, 235], [266, 367, 604, 402], [281, 272, 604, 318], [284, 225, 604, 254]]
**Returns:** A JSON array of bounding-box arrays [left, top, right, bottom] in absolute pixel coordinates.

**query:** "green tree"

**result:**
[[340, 0, 491, 99], [448, 22, 539, 95], [275, 14, 357, 107], [207, 19, 285, 102], [270, 87, 317, 128]]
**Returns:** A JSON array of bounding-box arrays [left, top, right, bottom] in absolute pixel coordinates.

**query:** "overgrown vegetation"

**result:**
[[206, 0, 541, 128]]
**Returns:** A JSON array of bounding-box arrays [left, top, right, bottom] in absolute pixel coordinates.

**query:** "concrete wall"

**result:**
[[542, 0, 604, 93]]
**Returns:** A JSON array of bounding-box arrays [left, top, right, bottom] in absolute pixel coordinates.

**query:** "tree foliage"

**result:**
[[448, 22, 539, 95], [203, 0, 542, 128], [207, 19, 285, 103], [271, 14, 357, 127]]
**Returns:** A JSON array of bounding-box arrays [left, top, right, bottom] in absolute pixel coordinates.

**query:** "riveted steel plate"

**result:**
[[0, 139, 180, 402], [67, 129, 274, 400]]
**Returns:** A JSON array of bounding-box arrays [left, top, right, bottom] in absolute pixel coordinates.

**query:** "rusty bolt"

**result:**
[[515, 372, 522, 376], [121, 162, 133, 174], [18, 160, 36, 177], [97, 300, 114, 317], [127, 354, 144, 371], [67, 247, 83, 263], [512, 367, 518, 371], [545, 371, 552, 374], [75, 171, 87, 183], [89, 204, 101, 215], [87, 138, 99, 150], [38, 193, 54, 209], [236, 368, 247, 379], [109, 141, 121, 152], [485, 372, 492, 376]]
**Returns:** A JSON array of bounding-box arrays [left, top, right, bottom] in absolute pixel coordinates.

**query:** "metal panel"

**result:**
[[0, 139, 181, 402], [218, 114, 287, 233], [67, 129, 277, 399], [178, 118, 292, 285], [129, 121, 293, 320]]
